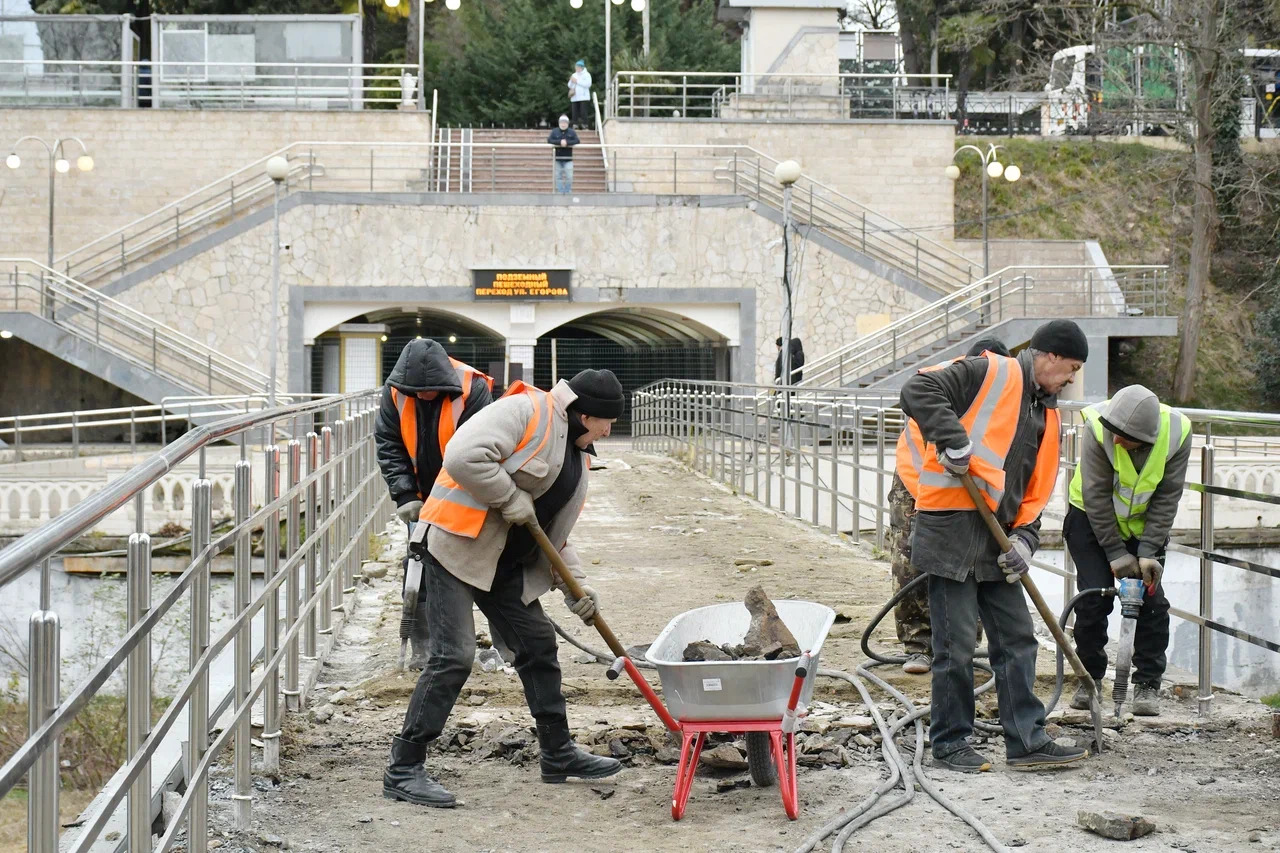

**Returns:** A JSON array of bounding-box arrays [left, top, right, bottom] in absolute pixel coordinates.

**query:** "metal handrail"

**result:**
[[798, 264, 1170, 387], [631, 379, 1280, 720], [592, 90, 610, 172], [2, 391, 388, 853], [3, 259, 272, 396]]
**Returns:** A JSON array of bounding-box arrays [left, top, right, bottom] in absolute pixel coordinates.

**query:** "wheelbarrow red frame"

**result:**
[[607, 652, 811, 821]]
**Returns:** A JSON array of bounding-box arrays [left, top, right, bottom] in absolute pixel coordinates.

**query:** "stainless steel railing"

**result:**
[[0, 391, 390, 853], [2, 259, 271, 397], [633, 379, 1280, 718]]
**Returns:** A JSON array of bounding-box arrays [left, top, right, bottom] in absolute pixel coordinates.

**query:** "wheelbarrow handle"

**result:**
[[525, 522, 628, 659]]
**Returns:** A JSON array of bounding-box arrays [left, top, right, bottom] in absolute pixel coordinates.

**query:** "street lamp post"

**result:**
[[266, 156, 290, 407], [384, 0, 436, 110], [774, 159, 802, 434], [946, 143, 1021, 277], [579, 0, 645, 118], [5, 136, 94, 269]]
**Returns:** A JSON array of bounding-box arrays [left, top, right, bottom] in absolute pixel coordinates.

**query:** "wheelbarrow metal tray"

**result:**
[[643, 600, 835, 722]]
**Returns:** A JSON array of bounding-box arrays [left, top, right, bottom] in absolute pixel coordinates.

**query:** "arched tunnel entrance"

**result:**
[[534, 308, 728, 434]]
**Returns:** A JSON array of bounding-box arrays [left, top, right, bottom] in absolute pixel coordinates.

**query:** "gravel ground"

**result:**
[[202, 451, 1279, 853]]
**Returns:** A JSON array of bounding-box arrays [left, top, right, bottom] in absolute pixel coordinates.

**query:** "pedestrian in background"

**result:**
[[547, 115, 579, 194], [568, 59, 592, 128]]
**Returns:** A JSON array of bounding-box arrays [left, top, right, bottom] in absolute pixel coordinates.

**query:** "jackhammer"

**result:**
[[1111, 576, 1147, 720], [398, 521, 428, 671]]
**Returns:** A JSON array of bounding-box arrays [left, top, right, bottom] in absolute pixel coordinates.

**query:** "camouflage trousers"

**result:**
[[887, 475, 931, 655], [887, 475, 983, 656]]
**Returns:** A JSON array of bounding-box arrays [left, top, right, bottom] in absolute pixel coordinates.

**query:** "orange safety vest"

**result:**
[[419, 379, 556, 539], [390, 357, 494, 499], [895, 352, 1060, 528]]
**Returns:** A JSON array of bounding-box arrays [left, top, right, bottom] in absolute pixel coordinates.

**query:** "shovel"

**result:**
[[958, 473, 1105, 754]]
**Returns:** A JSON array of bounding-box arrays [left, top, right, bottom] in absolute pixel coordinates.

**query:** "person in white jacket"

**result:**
[[568, 59, 592, 128]]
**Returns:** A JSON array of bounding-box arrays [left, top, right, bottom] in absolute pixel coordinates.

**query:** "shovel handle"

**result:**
[[525, 522, 629, 660], [958, 473, 1099, 698]]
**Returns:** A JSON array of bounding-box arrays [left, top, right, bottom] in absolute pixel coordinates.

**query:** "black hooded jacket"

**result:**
[[375, 339, 492, 507]]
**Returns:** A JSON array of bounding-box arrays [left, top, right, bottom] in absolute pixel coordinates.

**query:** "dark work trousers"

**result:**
[[929, 572, 1051, 760], [570, 99, 591, 128], [398, 551, 566, 745], [1063, 505, 1170, 687]]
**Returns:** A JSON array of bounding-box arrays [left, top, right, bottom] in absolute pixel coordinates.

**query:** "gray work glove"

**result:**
[[936, 442, 972, 476], [1137, 557, 1164, 588], [499, 489, 537, 526], [563, 585, 600, 625], [998, 534, 1033, 582], [395, 499, 424, 526], [1109, 553, 1141, 579]]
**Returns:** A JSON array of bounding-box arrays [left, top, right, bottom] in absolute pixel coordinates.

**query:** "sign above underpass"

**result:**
[[472, 269, 572, 301]]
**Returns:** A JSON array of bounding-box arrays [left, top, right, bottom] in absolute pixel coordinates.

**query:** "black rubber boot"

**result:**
[[408, 598, 429, 672], [383, 736, 456, 808], [537, 723, 622, 784]]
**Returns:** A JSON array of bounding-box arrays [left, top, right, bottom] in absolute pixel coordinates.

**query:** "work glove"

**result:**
[[1137, 557, 1164, 589], [395, 499, 424, 526], [936, 442, 972, 476], [998, 533, 1033, 582], [564, 585, 601, 625], [499, 489, 537, 526], [1109, 553, 1141, 579]]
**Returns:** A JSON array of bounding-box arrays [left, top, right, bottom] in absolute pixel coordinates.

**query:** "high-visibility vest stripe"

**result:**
[[390, 358, 493, 499], [420, 381, 552, 539], [894, 352, 1061, 526], [1067, 400, 1190, 538]]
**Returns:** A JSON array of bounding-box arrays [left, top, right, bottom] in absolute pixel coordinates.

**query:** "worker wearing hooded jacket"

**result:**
[[897, 320, 1091, 773], [1065, 384, 1190, 717], [383, 369, 625, 808], [374, 339, 493, 668]]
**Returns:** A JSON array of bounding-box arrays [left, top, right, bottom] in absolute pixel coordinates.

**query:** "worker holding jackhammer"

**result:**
[[374, 339, 495, 669], [1065, 384, 1190, 717], [383, 369, 626, 808], [897, 320, 1091, 772], [889, 338, 1011, 675]]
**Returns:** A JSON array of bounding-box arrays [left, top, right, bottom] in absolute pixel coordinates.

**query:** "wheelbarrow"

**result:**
[[526, 523, 836, 821]]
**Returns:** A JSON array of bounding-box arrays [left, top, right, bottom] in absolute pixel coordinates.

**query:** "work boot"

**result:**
[[931, 745, 992, 774], [382, 736, 456, 808], [537, 722, 622, 784], [901, 653, 932, 675], [1132, 684, 1161, 717], [1069, 682, 1095, 711], [407, 598, 429, 672], [1006, 741, 1089, 770]]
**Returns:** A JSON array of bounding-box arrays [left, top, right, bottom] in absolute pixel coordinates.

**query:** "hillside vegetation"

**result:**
[[953, 137, 1277, 411]]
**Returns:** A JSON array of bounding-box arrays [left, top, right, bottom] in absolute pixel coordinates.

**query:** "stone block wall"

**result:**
[[0, 108, 432, 263]]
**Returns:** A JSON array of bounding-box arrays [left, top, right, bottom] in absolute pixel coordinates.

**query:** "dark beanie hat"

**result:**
[[568, 369, 624, 419], [1029, 320, 1088, 361]]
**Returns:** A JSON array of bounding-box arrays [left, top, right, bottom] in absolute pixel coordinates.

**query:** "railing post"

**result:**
[[188, 478, 212, 853], [120, 233, 127, 275], [13, 415, 21, 462], [1198, 443, 1215, 717], [152, 327, 158, 368], [72, 411, 79, 458], [874, 409, 886, 550], [861, 211, 866, 251], [343, 417, 358, 592], [262, 444, 282, 775], [26, 606, 59, 853], [915, 239, 920, 279], [304, 431, 319, 658], [95, 299, 101, 343], [673, 150, 678, 194], [126, 532, 152, 853], [284, 439, 302, 710], [849, 405, 861, 543], [232, 459, 252, 829], [732, 150, 738, 194], [319, 426, 334, 635], [1087, 270, 1094, 315], [334, 419, 350, 594], [208, 354, 214, 394]]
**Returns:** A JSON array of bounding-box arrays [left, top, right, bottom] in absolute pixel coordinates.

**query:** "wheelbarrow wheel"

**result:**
[[746, 732, 777, 788]]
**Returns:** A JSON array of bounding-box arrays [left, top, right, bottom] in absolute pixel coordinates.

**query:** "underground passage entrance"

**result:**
[[534, 309, 728, 434]]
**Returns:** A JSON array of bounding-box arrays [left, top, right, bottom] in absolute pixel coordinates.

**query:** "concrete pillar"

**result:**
[[1075, 335, 1110, 402], [507, 338, 536, 385]]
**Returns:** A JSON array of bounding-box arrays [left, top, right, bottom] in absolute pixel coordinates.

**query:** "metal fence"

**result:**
[[633, 380, 1280, 718], [0, 391, 390, 853]]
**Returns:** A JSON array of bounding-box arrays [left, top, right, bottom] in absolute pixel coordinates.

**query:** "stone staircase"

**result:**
[[419, 127, 608, 193]]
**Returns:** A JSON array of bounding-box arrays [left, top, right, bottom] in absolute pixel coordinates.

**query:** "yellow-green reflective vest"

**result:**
[[1068, 401, 1191, 538]]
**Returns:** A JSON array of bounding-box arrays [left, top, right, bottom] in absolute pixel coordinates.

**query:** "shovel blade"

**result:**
[[1089, 694, 1106, 754]]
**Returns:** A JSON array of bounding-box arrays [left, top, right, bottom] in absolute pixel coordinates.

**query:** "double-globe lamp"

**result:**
[[6, 151, 94, 174], [944, 160, 1021, 183]]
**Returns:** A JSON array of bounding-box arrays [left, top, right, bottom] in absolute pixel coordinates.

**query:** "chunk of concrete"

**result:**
[[700, 743, 748, 770], [683, 640, 733, 662], [742, 586, 800, 660], [1077, 810, 1156, 840]]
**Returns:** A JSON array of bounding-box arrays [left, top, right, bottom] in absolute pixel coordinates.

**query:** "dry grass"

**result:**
[[0, 788, 97, 853]]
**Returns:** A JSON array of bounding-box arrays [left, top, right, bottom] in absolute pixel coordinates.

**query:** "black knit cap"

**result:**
[[1029, 319, 1089, 362], [568, 368, 624, 419]]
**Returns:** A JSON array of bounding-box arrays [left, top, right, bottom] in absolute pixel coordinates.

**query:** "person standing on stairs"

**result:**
[[375, 338, 504, 670], [888, 338, 1010, 676], [547, 115, 579, 194], [568, 59, 592, 128], [383, 369, 626, 808]]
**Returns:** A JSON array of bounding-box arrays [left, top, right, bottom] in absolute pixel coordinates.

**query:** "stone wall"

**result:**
[[0, 108, 432, 262], [603, 119, 956, 234], [108, 197, 932, 388]]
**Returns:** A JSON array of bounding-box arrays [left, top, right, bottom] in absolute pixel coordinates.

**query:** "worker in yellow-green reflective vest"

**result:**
[[1064, 384, 1191, 717]]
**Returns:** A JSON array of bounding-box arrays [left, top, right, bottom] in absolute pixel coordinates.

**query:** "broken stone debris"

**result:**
[[1077, 811, 1156, 840], [681, 586, 801, 661], [699, 744, 749, 771]]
